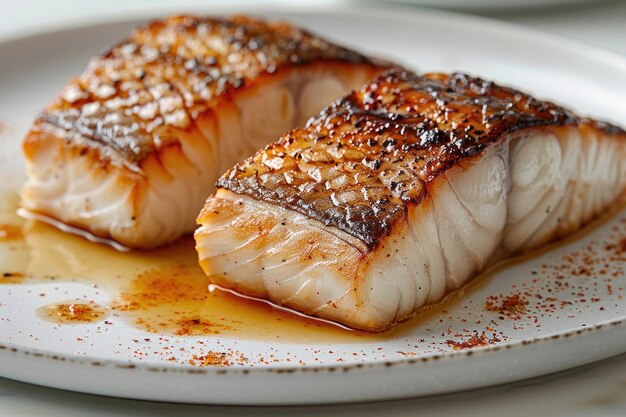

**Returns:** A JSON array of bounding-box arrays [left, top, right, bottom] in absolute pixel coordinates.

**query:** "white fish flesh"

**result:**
[[21, 15, 387, 248], [195, 70, 626, 331]]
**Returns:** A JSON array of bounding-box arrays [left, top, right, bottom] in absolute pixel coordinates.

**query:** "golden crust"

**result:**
[[217, 70, 626, 250], [29, 15, 384, 170]]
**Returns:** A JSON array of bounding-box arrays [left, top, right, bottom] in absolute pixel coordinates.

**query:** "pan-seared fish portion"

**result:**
[[21, 15, 386, 248], [196, 70, 626, 332]]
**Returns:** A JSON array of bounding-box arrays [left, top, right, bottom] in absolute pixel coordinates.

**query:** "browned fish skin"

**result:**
[[218, 70, 626, 250], [22, 15, 388, 248], [31, 15, 383, 169]]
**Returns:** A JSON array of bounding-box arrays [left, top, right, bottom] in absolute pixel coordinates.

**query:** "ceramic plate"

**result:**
[[371, 0, 605, 11], [0, 4, 625, 405]]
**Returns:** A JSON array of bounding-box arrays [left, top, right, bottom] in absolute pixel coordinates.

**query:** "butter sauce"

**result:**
[[0, 198, 384, 342]]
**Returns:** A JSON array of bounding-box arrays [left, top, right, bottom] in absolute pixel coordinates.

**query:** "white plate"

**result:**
[[0, 5, 625, 406], [371, 0, 605, 11]]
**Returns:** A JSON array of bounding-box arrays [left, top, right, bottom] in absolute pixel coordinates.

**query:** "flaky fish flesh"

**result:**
[[196, 70, 626, 332], [21, 15, 387, 248]]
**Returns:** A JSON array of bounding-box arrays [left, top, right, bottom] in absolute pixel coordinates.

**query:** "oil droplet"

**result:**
[[0, 271, 26, 284], [0, 224, 22, 241], [38, 301, 108, 324]]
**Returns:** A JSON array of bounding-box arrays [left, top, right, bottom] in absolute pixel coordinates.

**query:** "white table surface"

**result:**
[[1, 1, 625, 415]]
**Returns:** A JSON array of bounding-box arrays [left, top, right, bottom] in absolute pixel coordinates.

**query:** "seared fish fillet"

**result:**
[[21, 15, 386, 248], [196, 70, 626, 332]]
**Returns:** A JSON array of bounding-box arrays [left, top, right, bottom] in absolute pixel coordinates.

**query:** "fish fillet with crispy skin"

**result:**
[[196, 70, 626, 332], [21, 15, 388, 248]]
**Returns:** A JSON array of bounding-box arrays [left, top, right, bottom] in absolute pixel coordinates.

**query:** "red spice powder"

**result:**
[[605, 237, 626, 254], [174, 317, 223, 336], [446, 332, 501, 350], [485, 292, 528, 320], [188, 350, 249, 367]]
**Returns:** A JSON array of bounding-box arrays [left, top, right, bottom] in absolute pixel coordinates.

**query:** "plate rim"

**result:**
[[1, 1, 626, 74], [1, 3, 626, 378], [1, 317, 624, 376]]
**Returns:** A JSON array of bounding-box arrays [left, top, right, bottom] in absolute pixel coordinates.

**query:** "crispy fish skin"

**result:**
[[196, 70, 626, 331], [21, 15, 386, 248]]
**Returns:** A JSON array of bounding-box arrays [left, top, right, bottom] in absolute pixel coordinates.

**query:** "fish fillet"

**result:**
[[21, 15, 387, 248], [196, 70, 626, 332]]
